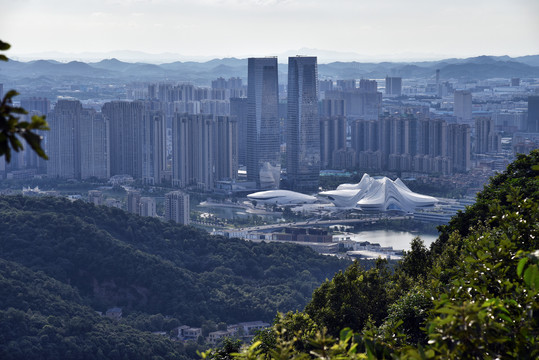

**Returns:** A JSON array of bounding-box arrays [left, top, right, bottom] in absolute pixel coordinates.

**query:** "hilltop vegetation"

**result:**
[[0, 259, 187, 359]]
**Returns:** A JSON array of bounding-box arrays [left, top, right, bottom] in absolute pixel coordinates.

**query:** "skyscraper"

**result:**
[[286, 56, 320, 193], [385, 77, 402, 96], [321, 99, 345, 117], [320, 116, 346, 169], [20, 98, 50, 174], [172, 113, 214, 189], [21, 97, 50, 116], [80, 109, 110, 179], [454, 90, 472, 125], [172, 113, 237, 190], [448, 123, 471, 173], [102, 101, 166, 183], [527, 96, 539, 133], [47, 99, 82, 179], [247, 57, 280, 189], [214, 115, 238, 182], [230, 97, 248, 166], [475, 117, 501, 154], [102, 101, 144, 178], [141, 109, 166, 185]]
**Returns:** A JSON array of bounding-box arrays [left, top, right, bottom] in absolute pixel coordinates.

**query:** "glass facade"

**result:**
[[247, 57, 280, 189], [286, 56, 320, 193]]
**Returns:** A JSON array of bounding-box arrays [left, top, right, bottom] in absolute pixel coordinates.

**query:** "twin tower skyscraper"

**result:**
[[247, 56, 320, 193]]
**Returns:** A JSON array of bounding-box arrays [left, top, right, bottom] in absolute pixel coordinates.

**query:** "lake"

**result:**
[[345, 230, 438, 251]]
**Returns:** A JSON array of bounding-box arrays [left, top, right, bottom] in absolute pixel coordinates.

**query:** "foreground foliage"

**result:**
[[0, 39, 49, 163]]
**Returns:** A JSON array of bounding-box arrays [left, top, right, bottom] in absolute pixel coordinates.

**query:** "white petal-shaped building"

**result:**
[[319, 174, 437, 212], [247, 190, 318, 205]]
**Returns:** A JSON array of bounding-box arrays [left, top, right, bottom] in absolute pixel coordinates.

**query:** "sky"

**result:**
[[1, 0, 538, 63]]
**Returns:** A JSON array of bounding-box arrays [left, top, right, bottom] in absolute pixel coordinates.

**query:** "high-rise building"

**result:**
[[127, 190, 141, 214], [454, 90, 473, 125], [246, 57, 280, 189], [141, 109, 166, 185], [212, 77, 227, 89], [385, 77, 402, 96], [102, 101, 166, 183], [287, 56, 320, 192], [325, 88, 381, 120], [320, 116, 346, 169], [20, 98, 51, 174], [214, 115, 238, 182], [448, 123, 471, 173], [21, 97, 50, 116], [80, 109, 110, 179], [172, 113, 237, 190], [172, 113, 214, 189], [318, 80, 334, 99], [475, 117, 501, 154], [19, 110, 48, 174], [527, 96, 539, 133], [139, 197, 156, 217], [102, 101, 144, 179], [230, 97, 248, 166], [47, 99, 82, 179], [165, 190, 190, 225], [336, 79, 356, 91], [352, 115, 470, 175], [321, 99, 345, 117], [435, 69, 442, 97], [360, 79, 378, 93], [46, 100, 110, 179], [351, 119, 379, 153]]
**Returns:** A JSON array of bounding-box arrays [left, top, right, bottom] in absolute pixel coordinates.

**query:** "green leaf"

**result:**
[[498, 313, 512, 323], [0, 40, 10, 51], [517, 257, 528, 277], [4, 90, 19, 99], [523, 266, 539, 290]]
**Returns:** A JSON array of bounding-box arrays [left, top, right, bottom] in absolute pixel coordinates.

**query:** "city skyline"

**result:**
[[2, 0, 538, 63]]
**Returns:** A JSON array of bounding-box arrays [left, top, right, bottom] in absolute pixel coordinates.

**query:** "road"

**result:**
[[239, 215, 412, 232]]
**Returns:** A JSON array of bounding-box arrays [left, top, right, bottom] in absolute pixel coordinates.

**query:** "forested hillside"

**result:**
[[0, 259, 187, 359], [0, 195, 349, 359], [219, 150, 539, 359]]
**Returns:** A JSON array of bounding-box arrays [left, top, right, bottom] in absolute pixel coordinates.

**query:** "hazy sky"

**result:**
[[1, 0, 538, 62]]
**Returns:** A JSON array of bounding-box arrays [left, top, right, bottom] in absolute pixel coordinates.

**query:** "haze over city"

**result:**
[[2, 0, 539, 63], [1, 0, 539, 358]]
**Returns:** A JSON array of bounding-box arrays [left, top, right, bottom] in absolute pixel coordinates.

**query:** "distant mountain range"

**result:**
[[1, 54, 539, 86]]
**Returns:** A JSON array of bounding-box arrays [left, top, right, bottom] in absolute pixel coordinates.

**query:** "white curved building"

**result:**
[[319, 174, 437, 212], [247, 190, 318, 205]]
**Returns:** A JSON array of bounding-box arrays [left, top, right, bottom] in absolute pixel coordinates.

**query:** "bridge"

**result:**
[[238, 215, 412, 233]]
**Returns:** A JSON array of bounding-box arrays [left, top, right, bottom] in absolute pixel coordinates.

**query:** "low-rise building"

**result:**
[[179, 327, 202, 341], [105, 307, 122, 321], [207, 330, 235, 344]]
